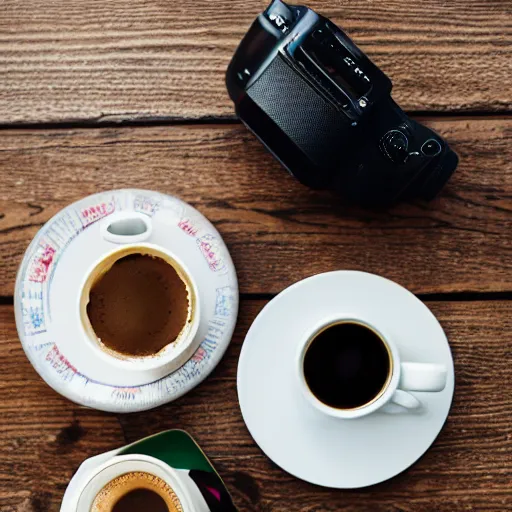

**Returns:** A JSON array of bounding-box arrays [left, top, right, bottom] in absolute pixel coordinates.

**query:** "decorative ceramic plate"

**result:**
[[15, 189, 238, 412]]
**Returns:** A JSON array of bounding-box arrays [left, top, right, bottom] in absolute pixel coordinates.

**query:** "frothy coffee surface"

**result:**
[[87, 254, 190, 357], [112, 489, 168, 512], [90, 471, 183, 512]]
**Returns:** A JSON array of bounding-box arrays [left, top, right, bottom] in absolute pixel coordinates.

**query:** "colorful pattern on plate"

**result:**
[[15, 189, 238, 412]]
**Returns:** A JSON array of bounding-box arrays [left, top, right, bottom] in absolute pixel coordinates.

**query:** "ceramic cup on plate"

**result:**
[[62, 430, 237, 512], [15, 189, 238, 412], [76, 455, 207, 512], [297, 316, 447, 419], [79, 211, 201, 374], [237, 271, 454, 488]]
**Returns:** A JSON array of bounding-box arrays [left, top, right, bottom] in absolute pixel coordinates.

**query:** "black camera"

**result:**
[[226, 0, 458, 206]]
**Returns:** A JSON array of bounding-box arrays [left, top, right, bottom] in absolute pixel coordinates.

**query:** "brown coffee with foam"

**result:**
[[90, 471, 183, 512], [86, 253, 190, 357]]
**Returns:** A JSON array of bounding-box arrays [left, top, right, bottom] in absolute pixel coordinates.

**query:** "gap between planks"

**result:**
[[0, 112, 510, 132], [1, 292, 512, 306]]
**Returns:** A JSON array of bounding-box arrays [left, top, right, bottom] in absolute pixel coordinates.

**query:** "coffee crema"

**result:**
[[90, 471, 183, 512], [86, 253, 191, 357], [303, 321, 392, 410]]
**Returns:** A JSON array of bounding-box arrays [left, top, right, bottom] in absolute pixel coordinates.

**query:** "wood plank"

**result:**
[[0, 300, 510, 511], [0, 118, 510, 296], [0, 0, 510, 124]]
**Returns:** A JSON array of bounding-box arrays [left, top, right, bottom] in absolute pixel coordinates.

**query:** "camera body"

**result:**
[[226, 0, 458, 205]]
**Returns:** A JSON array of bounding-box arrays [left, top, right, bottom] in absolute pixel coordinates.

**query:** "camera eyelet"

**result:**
[[421, 139, 442, 157]]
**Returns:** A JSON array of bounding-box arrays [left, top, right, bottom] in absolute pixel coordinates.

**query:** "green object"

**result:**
[[119, 430, 215, 474]]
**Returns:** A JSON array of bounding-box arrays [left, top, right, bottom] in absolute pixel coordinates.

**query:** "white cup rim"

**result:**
[[296, 316, 401, 419], [76, 454, 196, 512], [78, 242, 201, 373]]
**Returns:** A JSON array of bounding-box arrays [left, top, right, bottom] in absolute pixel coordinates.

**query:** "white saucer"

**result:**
[[237, 271, 454, 488], [15, 189, 238, 412]]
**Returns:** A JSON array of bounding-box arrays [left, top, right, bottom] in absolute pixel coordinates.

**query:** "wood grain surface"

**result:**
[[1, 0, 510, 124], [0, 300, 510, 512], [0, 118, 510, 296]]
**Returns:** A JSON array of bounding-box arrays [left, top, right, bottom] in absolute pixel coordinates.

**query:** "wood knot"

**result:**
[[232, 471, 260, 504], [55, 419, 85, 449]]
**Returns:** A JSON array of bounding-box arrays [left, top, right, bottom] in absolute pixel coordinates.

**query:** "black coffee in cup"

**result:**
[[112, 488, 169, 512], [303, 321, 391, 409]]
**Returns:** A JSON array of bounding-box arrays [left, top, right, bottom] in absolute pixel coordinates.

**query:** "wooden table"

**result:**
[[1, 0, 510, 510]]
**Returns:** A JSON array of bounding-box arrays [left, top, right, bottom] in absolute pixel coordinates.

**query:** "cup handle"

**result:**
[[394, 389, 421, 408], [381, 362, 447, 413], [100, 212, 153, 244], [380, 390, 420, 413], [400, 362, 447, 392]]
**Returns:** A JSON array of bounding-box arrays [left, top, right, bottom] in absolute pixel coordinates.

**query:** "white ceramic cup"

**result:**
[[297, 317, 447, 419], [79, 211, 201, 374], [75, 454, 207, 512]]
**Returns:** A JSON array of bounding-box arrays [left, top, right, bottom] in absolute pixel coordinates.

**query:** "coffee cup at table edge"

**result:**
[[78, 212, 201, 373], [296, 317, 447, 419], [75, 454, 204, 512]]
